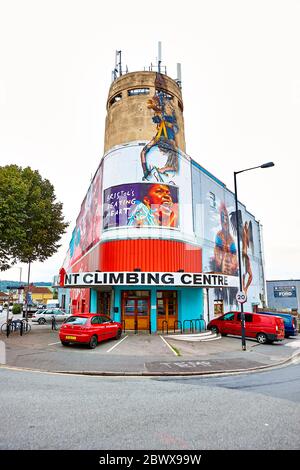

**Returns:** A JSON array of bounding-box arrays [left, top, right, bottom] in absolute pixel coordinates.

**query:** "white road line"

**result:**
[[160, 335, 179, 356], [48, 342, 61, 346], [106, 335, 128, 353]]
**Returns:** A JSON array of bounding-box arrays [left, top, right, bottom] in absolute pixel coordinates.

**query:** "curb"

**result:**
[[1, 350, 299, 378]]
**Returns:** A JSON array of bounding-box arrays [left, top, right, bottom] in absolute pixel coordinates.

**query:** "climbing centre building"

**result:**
[[57, 52, 266, 333]]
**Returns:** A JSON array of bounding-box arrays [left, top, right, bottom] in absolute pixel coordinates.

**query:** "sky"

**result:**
[[0, 0, 299, 283]]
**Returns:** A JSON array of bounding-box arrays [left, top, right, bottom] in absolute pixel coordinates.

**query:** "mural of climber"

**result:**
[[211, 203, 238, 276], [229, 210, 254, 296], [140, 92, 179, 184]]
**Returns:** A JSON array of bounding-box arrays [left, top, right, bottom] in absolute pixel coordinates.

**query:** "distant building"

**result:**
[[24, 285, 53, 305], [266, 280, 299, 312]]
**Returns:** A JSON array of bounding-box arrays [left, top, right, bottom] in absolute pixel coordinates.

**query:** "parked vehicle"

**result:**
[[207, 311, 285, 344], [31, 308, 70, 324], [59, 314, 122, 349], [257, 311, 298, 338], [46, 299, 59, 309]]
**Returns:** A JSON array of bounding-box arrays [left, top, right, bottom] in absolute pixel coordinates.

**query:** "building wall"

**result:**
[[266, 280, 300, 311], [60, 70, 265, 322], [191, 161, 265, 313]]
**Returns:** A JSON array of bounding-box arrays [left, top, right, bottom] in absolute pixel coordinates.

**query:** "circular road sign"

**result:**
[[236, 291, 247, 304]]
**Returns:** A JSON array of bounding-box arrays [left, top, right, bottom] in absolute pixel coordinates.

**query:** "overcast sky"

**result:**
[[1, 0, 299, 283]]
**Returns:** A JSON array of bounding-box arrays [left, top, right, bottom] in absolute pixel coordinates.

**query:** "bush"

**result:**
[[12, 304, 21, 315]]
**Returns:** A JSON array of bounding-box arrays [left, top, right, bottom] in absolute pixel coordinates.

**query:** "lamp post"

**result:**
[[234, 162, 274, 351]]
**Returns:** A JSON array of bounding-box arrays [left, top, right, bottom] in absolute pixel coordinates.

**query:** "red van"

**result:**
[[207, 311, 285, 344]]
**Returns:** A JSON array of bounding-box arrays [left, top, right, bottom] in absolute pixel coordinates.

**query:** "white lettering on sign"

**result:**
[[60, 272, 239, 288]]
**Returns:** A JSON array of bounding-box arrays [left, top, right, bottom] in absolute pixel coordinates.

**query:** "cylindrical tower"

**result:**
[[104, 71, 186, 153]]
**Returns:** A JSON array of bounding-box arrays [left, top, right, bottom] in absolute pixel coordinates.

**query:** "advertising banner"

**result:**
[[61, 271, 239, 289], [274, 286, 296, 298], [103, 182, 179, 229]]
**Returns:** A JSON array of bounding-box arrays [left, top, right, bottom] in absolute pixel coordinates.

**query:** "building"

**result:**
[[24, 285, 53, 305], [58, 53, 266, 332], [266, 280, 300, 312]]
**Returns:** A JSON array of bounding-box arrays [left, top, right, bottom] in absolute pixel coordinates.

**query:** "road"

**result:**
[[0, 361, 299, 450]]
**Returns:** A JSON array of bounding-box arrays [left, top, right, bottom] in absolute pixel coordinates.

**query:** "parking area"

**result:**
[[1, 318, 300, 375]]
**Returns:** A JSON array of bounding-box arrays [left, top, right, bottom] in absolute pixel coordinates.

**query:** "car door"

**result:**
[[102, 316, 117, 339], [90, 316, 105, 341], [54, 309, 66, 322], [221, 312, 236, 335]]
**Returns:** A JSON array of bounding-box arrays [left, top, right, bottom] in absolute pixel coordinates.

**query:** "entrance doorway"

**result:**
[[97, 291, 111, 316], [157, 291, 178, 331], [121, 291, 150, 331]]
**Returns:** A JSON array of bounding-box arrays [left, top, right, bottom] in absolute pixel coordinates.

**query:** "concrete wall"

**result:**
[[104, 71, 186, 153]]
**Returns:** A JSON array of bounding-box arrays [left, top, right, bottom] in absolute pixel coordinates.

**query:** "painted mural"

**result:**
[[209, 202, 239, 307], [229, 210, 254, 296], [140, 92, 179, 184], [103, 182, 179, 229], [67, 163, 103, 267], [211, 203, 238, 276]]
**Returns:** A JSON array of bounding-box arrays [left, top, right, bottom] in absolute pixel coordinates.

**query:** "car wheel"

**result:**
[[38, 318, 46, 325], [114, 329, 122, 340], [211, 326, 219, 334], [61, 341, 69, 346], [89, 335, 98, 349], [257, 333, 268, 344]]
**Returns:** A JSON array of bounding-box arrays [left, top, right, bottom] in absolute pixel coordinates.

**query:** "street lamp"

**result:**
[[234, 161, 274, 351]]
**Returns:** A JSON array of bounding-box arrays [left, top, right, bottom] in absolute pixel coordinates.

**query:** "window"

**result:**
[[127, 88, 149, 96], [155, 89, 174, 101], [237, 313, 253, 322], [91, 316, 100, 325], [222, 313, 235, 321], [209, 192, 216, 209], [109, 93, 122, 107], [65, 317, 88, 325]]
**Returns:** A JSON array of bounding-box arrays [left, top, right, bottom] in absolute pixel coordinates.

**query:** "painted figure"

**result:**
[[230, 211, 254, 295], [140, 93, 179, 183], [242, 221, 254, 295], [128, 184, 178, 228], [213, 203, 238, 275]]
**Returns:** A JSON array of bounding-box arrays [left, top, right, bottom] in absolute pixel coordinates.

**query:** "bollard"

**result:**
[[20, 320, 23, 336]]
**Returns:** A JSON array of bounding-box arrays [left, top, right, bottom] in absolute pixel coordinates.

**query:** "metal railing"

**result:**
[[173, 320, 183, 334], [161, 320, 169, 335], [183, 319, 194, 333]]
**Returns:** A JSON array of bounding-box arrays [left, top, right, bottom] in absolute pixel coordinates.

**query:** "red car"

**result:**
[[207, 311, 285, 344], [59, 314, 122, 349]]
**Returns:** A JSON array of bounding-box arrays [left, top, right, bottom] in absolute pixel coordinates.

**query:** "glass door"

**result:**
[[157, 291, 178, 331], [122, 292, 150, 331]]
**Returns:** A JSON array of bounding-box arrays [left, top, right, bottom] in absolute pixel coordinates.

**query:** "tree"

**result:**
[[0, 165, 69, 317]]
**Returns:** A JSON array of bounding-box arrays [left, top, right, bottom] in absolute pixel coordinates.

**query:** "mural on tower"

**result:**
[[140, 92, 179, 184]]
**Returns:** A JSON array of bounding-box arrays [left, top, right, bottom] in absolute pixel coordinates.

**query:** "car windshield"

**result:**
[[64, 316, 88, 325]]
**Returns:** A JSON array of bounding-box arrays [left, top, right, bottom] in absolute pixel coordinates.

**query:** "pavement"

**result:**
[[1, 315, 300, 376]]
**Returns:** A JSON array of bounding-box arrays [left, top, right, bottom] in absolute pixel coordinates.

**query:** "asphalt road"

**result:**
[[0, 361, 299, 450]]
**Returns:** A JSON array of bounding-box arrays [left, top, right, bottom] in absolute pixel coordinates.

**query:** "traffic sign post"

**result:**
[[236, 291, 247, 304]]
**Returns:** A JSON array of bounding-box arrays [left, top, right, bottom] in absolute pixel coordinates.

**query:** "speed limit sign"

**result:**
[[236, 291, 247, 304]]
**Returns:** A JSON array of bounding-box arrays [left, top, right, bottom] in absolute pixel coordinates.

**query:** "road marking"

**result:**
[[48, 342, 61, 346], [106, 335, 128, 353], [159, 335, 179, 356]]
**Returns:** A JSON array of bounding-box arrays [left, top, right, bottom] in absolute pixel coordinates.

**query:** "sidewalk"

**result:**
[[1, 323, 300, 376]]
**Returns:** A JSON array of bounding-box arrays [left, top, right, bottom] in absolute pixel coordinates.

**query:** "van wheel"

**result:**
[[257, 333, 268, 344], [211, 326, 219, 334]]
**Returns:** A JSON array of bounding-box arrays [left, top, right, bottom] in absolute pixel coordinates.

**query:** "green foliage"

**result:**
[[12, 304, 21, 315], [0, 165, 69, 270]]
